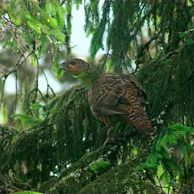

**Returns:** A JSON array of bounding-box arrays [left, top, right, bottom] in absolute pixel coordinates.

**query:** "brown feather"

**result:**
[[63, 59, 153, 135], [88, 73, 153, 134]]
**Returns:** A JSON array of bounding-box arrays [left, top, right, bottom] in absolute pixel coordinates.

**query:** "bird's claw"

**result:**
[[103, 137, 115, 146]]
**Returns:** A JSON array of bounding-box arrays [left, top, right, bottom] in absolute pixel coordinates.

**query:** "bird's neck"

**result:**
[[77, 65, 102, 88]]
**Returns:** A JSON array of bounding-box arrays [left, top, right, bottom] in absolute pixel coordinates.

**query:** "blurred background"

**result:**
[[0, 3, 105, 125]]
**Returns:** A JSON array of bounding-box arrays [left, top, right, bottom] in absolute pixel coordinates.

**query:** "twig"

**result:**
[[3, 52, 33, 78], [40, 68, 56, 98]]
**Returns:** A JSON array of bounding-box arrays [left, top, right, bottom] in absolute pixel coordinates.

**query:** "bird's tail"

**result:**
[[125, 113, 154, 135]]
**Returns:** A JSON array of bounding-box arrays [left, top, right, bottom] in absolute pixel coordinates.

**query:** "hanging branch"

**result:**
[[1, 52, 33, 79], [40, 68, 56, 99], [0, 52, 33, 115]]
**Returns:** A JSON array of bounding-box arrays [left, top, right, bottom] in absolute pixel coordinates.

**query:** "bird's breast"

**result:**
[[88, 89, 98, 117]]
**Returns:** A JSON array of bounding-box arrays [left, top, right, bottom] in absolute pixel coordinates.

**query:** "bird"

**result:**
[[61, 58, 154, 142]]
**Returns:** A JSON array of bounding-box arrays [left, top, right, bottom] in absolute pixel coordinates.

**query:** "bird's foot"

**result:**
[[103, 136, 115, 146]]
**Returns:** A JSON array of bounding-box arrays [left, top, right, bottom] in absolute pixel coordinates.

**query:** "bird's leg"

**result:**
[[99, 115, 112, 128], [99, 116, 114, 145], [103, 127, 114, 145]]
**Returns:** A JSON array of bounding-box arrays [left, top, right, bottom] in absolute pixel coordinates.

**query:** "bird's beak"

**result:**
[[59, 61, 68, 71]]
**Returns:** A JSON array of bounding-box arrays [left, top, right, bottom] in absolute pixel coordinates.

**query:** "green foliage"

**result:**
[[1, 88, 194, 193], [1, 0, 194, 193], [8, 0, 65, 41], [88, 159, 110, 175], [138, 41, 194, 125], [0, 85, 152, 193], [84, 0, 194, 74], [88, 0, 111, 57], [0, 0, 70, 61], [14, 102, 46, 129], [141, 123, 194, 192], [86, 0, 138, 71], [12, 191, 42, 194], [0, 86, 105, 187]]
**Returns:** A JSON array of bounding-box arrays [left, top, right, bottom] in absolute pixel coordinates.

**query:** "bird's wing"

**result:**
[[89, 74, 153, 133], [95, 84, 133, 115], [98, 94, 130, 115], [89, 74, 147, 116], [121, 74, 147, 102]]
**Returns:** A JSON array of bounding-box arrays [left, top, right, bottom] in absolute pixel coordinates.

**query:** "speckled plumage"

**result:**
[[62, 58, 153, 135], [88, 74, 153, 134]]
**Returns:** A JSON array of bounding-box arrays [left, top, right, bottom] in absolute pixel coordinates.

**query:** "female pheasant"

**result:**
[[62, 58, 153, 139]]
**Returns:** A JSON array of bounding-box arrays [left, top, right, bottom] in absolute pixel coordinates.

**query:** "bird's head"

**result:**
[[61, 58, 89, 75]]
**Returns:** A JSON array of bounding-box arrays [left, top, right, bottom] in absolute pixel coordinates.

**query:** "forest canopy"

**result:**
[[0, 0, 194, 194]]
